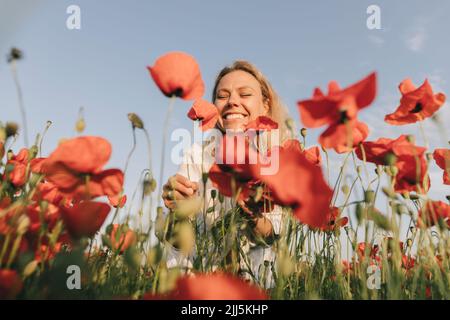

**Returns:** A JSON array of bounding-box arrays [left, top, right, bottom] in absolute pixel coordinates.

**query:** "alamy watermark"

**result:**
[[366, 5, 381, 30], [66, 5, 81, 30], [170, 125, 280, 175]]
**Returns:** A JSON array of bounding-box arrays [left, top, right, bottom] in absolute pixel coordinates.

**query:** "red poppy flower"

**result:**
[[385, 79, 446, 125], [108, 224, 137, 253], [341, 260, 354, 275], [282, 140, 322, 166], [418, 200, 450, 228], [245, 116, 279, 131], [433, 149, 450, 185], [0, 208, 29, 264], [42, 136, 124, 201], [357, 242, 379, 257], [147, 52, 205, 100], [144, 273, 267, 300], [4, 149, 45, 187], [356, 135, 429, 193], [298, 73, 375, 153], [298, 72, 377, 128], [26, 203, 61, 239], [0, 269, 22, 299], [319, 119, 369, 153], [35, 242, 64, 263], [187, 99, 219, 131], [249, 145, 333, 228], [303, 146, 322, 166], [109, 194, 127, 208], [60, 201, 111, 238], [402, 255, 415, 270], [32, 181, 65, 205], [320, 207, 348, 231]]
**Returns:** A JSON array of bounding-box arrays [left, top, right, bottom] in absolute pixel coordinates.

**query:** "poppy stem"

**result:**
[[10, 60, 29, 147], [418, 121, 429, 149], [38, 121, 52, 157], [123, 127, 137, 176], [157, 96, 176, 204]]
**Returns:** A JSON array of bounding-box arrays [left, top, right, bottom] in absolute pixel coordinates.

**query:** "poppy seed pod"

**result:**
[[5, 122, 18, 138], [7, 47, 23, 63], [127, 113, 144, 129], [300, 128, 307, 138], [75, 118, 86, 133]]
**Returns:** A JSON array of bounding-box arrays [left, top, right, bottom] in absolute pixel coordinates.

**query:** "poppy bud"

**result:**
[[406, 135, 415, 144], [406, 239, 413, 248], [147, 246, 163, 266], [355, 203, 364, 224], [388, 165, 398, 177], [382, 187, 396, 198], [106, 224, 114, 235], [285, 118, 295, 130], [128, 113, 144, 129], [75, 118, 86, 133], [341, 185, 350, 195], [375, 165, 383, 176], [155, 207, 165, 242], [218, 193, 224, 203], [5, 122, 18, 138], [7, 47, 23, 63], [356, 165, 362, 175], [174, 221, 195, 255], [210, 189, 217, 199], [364, 190, 375, 203], [143, 178, 156, 195], [202, 172, 209, 184], [29, 145, 38, 160], [16, 215, 30, 235], [174, 197, 202, 220], [124, 246, 140, 269], [300, 128, 307, 138], [384, 153, 397, 166], [0, 128, 6, 142], [23, 260, 38, 278], [446, 195, 450, 201]]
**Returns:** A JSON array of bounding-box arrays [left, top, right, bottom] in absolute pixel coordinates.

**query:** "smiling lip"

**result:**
[[222, 113, 248, 120]]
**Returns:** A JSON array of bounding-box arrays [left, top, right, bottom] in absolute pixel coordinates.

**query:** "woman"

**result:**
[[161, 60, 292, 287]]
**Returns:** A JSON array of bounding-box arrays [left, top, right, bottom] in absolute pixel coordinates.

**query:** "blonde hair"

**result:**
[[212, 60, 293, 143]]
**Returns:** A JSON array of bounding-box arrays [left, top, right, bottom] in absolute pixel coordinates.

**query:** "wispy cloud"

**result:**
[[368, 34, 385, 47], [406, 27, 426, 52]]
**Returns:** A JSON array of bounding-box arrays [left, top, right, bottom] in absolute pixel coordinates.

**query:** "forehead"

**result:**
[[216, 70, 260, 90]]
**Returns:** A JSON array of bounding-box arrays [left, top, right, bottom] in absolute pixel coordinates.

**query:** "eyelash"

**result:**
[[216, 93, 252, 99]]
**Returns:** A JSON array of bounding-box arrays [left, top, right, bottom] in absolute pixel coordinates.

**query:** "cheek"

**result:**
[[245, 98, 267, 120]]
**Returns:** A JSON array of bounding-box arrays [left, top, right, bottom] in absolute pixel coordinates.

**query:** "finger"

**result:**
[[171, 190, 188, 201], [191, 181, 199, 191], [175, 174, 196, 189], [174, 183, 196, 196], [164, 198, 176, 210]]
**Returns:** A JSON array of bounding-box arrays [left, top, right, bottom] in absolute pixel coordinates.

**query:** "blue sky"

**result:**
[[0, 0, 449, 235]]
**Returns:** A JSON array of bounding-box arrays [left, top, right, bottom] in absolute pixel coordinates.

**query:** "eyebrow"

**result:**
[[216, 86, 255, 92]]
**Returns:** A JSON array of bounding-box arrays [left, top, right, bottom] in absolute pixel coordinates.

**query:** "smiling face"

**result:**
[[214, 70, 269, 131]]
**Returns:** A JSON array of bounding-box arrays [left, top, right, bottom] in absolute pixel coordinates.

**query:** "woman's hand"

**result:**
[[162, 174, 199, 210]]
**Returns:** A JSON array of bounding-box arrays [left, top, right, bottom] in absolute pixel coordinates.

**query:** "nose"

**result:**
[[226, 92, 240, 107]]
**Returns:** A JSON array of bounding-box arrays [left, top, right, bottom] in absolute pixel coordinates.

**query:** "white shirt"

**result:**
[[164, 135, 284, 288]]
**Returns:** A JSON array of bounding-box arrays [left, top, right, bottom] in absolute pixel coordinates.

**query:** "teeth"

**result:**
[[224, 114, 245, 120]]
